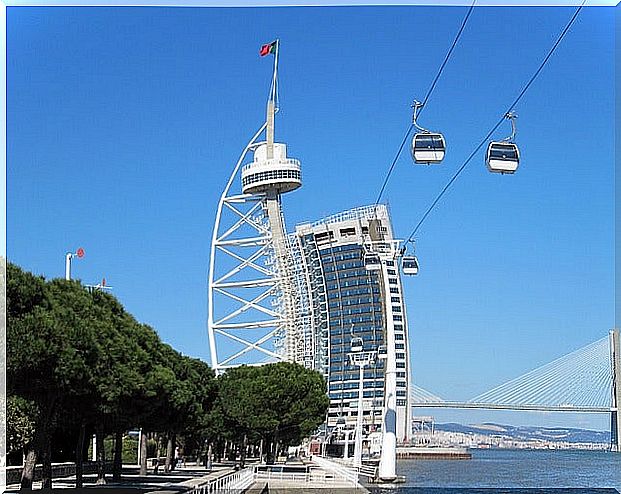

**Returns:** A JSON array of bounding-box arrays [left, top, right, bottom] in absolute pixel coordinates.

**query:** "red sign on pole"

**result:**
[[76, 248, 85, 258]]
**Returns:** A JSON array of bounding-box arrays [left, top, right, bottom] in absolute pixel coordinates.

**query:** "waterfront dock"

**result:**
[[245, 457, 369, 493], [396, 446, 472, 459]]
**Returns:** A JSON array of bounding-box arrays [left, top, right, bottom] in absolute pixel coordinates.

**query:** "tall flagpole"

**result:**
[[266, 39, 279, 160]]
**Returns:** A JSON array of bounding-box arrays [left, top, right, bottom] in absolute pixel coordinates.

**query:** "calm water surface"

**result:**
[[389, 450, 621, 489]]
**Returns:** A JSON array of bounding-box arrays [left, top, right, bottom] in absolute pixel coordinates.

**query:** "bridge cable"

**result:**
[[406, 1, 586, 243], [373, 1, 477, 207]]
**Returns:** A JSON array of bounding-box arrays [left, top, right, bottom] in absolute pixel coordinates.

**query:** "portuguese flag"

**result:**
[[260, 41, 277, 57]]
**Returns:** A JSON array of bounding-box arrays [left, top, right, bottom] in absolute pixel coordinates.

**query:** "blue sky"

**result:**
[[7, 5, 615, 429]]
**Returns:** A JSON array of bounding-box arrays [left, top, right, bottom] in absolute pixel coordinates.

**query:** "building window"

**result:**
[[392, 306, 402, 312], [397, 372, 406, 378], [396, 343, 405, 349], [397, 399, 407, 406], [396, 390, 407, 397], [391, 297, 400, 303], [393, 315, 402, 322], [396, 353, 405, 359], [387, 269, 396, 275], [397, 362, 406, 368], [395, 334, 404, 341], [388, 278, 398, 285]]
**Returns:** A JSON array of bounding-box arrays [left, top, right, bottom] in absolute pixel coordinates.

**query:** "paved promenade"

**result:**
[[5, 464, 235, 493], [6, 459, 369, 493]]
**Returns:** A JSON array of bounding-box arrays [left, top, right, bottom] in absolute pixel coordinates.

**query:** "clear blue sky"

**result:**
[[8, 5, 615, 429]]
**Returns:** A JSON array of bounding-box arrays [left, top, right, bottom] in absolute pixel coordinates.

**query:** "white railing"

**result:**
[[320, 456, 378, 479], [188, 460, 364, 494], [189, 467, 254, 494], [311, 456, 359, 485], [309, 204, 388, 228], [253, 468, 351, 484]]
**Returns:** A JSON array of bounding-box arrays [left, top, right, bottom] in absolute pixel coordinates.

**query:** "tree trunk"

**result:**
[[227, 440, 236, 462], [41, 428, 53, 489], [95, 427, 107, 484], [75, 423, 86, 488], [240, 434, 248, 468], [259, 438, 264, 464], [112, 431, 123, 481], [216, 440, 224, 462], [156, 434, 162, 459], [22, 404, 55, 490], [152, 434, 162, 474], [164, 434, 173, 472], [139, 430, 148, 476], [20, 446, 37, 490], [266, 439, 274, 465]]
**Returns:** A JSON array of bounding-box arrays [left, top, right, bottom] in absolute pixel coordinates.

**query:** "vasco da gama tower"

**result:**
[[207, 42, 411, 475]]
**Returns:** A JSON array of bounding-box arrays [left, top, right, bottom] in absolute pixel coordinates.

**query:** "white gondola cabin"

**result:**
[[351, 337, 363, 353], [402, 256, 419, 276], [486, 142, 520, 174], [364, 253, 381, 271], [411, 132, 446, 164]]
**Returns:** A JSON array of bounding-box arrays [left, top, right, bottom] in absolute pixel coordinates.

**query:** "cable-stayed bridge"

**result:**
[[410, 329, 621, 451]]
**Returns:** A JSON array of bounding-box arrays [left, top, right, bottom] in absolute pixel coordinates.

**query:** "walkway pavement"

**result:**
[[5, 464, 234, 493]]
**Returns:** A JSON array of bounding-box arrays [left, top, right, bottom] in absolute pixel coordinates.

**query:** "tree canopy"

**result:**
[[7, 261, 330, 485]]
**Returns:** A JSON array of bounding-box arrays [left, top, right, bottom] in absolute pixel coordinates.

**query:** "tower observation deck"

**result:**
[[208, 40, 304, 371]]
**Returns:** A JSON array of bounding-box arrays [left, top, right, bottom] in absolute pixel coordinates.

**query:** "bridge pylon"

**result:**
[[610, 328, 621, 452]]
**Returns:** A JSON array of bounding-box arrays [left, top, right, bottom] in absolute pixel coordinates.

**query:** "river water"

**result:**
[[368, 450, 621, 492]]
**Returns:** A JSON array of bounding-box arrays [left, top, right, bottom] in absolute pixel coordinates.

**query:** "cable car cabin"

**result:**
[[364, 254, 381, 271], [486, 142, 520, 174], [411, 133, 446, 164], [351, 337, 363, 353], [402, 256, 419, 276]]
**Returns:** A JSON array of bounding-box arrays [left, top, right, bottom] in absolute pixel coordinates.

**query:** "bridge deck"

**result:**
[[410, 402, 613, 413]]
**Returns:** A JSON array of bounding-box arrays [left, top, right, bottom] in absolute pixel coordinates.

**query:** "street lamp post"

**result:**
[[65, 247, 85, 280], [349, 348, 376, 468]]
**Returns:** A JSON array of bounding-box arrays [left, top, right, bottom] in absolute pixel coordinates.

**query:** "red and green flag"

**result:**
[[260, 41, 277, 57]]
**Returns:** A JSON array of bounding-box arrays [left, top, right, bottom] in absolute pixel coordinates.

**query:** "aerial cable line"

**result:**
[[374, 0, 477, 207], [406, 0, 586, 243]]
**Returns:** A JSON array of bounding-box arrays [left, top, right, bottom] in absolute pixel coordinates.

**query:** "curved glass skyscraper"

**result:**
[[289, 204, 411, 442]]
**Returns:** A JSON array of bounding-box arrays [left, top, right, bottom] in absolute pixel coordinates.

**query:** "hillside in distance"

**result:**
[[435, 423, 610, 444]]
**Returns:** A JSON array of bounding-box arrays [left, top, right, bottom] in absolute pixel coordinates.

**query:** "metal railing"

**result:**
[[188, 468, 254, 494], [187, 459, 366, 494], [319, 455, 378, 479], [310, 455, 360, 485], [253, 468, 348, 484]]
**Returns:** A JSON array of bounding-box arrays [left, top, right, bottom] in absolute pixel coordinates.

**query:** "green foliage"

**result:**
[[7, 395, 39, 454], [122, 436, 139, 464], [6, 261, 329, 470], [216, 362, 329, 447]]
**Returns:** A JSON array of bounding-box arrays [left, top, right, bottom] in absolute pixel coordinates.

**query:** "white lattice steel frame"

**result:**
[[208, 123, 298, 372]]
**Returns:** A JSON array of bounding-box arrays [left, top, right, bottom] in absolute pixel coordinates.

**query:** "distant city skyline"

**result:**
[[7, 3, 615, 430]]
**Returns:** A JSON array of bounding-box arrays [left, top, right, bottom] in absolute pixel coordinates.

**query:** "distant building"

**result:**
[[287, 204, 411, 442]]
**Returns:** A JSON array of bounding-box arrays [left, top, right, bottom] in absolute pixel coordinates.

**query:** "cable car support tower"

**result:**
[[208, 41, 302, 373]]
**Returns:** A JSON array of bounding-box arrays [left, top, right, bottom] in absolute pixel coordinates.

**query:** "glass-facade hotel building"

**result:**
[[289, 205, 411, 442]]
